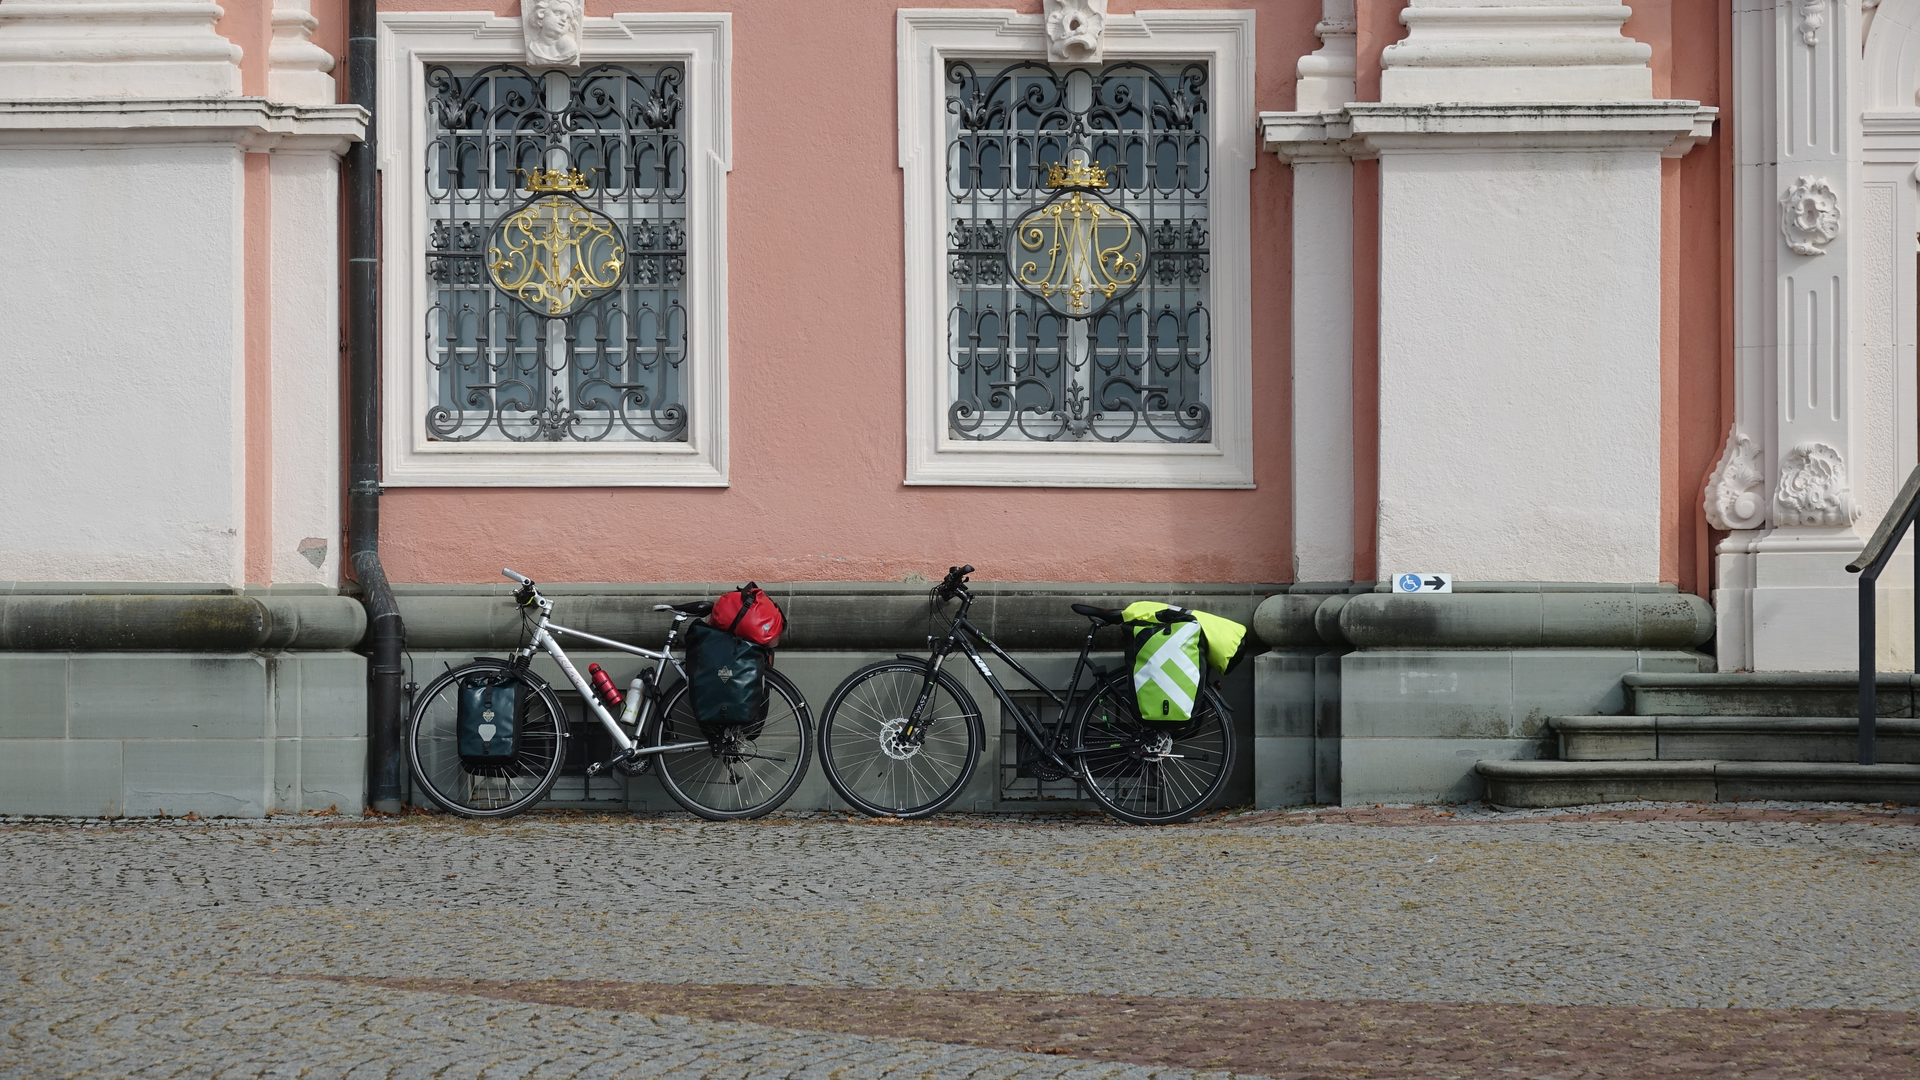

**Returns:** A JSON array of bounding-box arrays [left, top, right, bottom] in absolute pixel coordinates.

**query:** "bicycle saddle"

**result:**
[[1071, 603, 1127, 625], [668, 600, 714, 616]]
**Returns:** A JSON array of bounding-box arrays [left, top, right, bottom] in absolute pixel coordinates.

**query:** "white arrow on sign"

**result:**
[[1392, 573, 1453, 594]]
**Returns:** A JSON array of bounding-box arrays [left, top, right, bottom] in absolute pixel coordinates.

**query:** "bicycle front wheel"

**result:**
[[408, 660, 569, 818], [817, 660, 983, 819], [1070, 670, 1236, 825], [650, 668, 813, 820]]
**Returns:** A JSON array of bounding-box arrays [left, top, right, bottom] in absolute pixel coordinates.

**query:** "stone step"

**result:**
[[1476, 759, 1920, 808], [1552, 715, 1920, 763], [1623, 672, 1918, 717]]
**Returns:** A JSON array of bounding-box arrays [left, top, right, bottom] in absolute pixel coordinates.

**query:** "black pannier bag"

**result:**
[[684, 620, 771, 740], [457, 670, 521, 775]]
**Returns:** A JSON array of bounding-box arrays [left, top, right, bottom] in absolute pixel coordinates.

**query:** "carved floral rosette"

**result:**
[[1780, 176, 1840, 257], [1773, 441, 1857, 527], [1703, 425, 1765, 531], [1044, 0, 1108, 63]]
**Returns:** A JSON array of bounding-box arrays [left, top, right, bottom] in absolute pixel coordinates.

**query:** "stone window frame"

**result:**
[[898, 8, 1256, 488], [377, 12, 731, 486]]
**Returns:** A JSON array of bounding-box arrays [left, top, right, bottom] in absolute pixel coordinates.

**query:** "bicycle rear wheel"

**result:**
[[1070, 670, 1235, 825], [408, 660, 568, 818], [817, 660, 983, 819], [651, 668, 813, 820]]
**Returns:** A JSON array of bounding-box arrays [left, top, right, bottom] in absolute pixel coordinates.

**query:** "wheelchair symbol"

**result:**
[[1397, 574, 1422, 593]]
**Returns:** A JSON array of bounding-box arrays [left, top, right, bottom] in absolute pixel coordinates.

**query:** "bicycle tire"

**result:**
[[650, 668, 814, 821], [408, 659, 569, 819], [1070, 669, 1236, 825], [817, 660, 983, 819]]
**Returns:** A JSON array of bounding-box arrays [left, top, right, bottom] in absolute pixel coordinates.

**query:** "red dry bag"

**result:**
[[711, 582, 785, 646]]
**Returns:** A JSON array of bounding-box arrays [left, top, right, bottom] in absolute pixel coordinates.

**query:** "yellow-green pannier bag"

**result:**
[[1121, 602, 1252, 725]]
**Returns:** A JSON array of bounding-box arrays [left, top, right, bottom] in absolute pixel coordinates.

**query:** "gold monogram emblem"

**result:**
[[1009, 157, 1144, 317], [487, 170, 625, 316]]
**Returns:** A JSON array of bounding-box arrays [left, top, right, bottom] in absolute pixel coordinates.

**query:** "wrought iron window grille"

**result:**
[[945, 59, 1211, 444], [425, 63, 689, 443]]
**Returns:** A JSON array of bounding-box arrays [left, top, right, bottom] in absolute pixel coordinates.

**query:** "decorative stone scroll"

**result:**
[[1780, 176, 1840, 256], [1774, 441, 1857, 527], [1044, 0, 1108, 64], [523, 0, 584, 66], [1704, 425, 1766, 531], [1796, 0, 1828, 45]]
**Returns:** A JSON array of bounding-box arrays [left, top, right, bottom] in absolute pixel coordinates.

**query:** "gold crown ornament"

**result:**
[[1044, 158, 1108, 189], [519, 167, 593, 193]]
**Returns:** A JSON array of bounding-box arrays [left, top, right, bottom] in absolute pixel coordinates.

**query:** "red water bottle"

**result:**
[[587, 664, 625, 711]]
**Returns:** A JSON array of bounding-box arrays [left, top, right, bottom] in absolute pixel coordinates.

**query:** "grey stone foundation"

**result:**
[[0, 580, 1271, 818], [1251, 583, 1717, 806]]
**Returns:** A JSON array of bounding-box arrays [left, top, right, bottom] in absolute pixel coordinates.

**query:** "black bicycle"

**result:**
[[815, 564, 1236, 825]]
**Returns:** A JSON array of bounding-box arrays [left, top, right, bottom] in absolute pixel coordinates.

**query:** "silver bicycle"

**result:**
[[406, 569, 813, 820]]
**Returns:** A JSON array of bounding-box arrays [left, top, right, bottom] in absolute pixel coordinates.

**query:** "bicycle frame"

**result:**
[[510, 591, 708, 760], [909, 592, 1109, 775]]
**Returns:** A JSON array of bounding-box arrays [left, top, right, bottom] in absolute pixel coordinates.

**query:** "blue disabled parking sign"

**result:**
[[1392, 572, 1452, 594]]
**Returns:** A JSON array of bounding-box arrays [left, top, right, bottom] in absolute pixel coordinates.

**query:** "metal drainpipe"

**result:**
[[346, 0, 406, 814]]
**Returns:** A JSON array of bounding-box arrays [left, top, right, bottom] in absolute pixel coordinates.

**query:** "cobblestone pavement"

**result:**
[[3, 804, 1919, 1078]]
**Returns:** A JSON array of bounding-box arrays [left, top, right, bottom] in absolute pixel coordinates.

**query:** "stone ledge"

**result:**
[[392, 581, 1280, 652], [1478, 759, 1920, 807], [1552, 715, 1920, 763], [0, 98, 367, 151], [0, 594, 365, 651], [1623, 672, 1916, 717]]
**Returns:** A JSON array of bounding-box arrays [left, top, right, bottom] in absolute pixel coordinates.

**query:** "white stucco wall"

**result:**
[[1375, 147, 1664, 582], [0, 145, 246, 583], [270, 151, 341, 587], [1291, 157, 1355, 582]]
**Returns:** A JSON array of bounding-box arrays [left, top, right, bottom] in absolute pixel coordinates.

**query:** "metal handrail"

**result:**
[[1843, 464, 1920, 765]]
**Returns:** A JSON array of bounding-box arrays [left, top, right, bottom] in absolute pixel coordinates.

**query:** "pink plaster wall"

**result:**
[[357, 1, 1316, 584]]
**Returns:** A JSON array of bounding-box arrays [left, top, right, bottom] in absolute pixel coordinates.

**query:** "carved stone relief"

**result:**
[[1704, 425, 1766, 531], [1796, 0, 1827, 45], [523, 0, 584, 66], [1044, 0, 1108, 64], [1780, 176, 1840, 256], [1774, 441, 1857, 527]]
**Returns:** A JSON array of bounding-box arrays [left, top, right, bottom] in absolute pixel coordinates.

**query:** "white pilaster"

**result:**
[[1378, 0, 1653, 104], [269, 0, 337, 107], [270, 150, 343, 587], [1715, 0, 1911, 670], [1352, 0, 1711, 583], [1260, 0, 1359, 583], [0, 0, 242, 99]]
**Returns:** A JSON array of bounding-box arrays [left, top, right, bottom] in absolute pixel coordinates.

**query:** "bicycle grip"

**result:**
[[503, 568, 532, 584]]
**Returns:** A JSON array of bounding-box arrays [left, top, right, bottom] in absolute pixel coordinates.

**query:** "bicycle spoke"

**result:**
[[819, 662, 981, 819]]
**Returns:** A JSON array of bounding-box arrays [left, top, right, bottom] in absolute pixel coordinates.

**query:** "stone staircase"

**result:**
[[1476, 673, 1920, 806]]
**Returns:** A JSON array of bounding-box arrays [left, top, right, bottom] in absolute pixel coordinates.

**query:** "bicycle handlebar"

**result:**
[[934, 564, 975, 600], [503, 568, 532, 584]]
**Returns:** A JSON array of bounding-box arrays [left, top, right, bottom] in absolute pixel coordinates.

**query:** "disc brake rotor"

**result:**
[[1141, 732, 1177, 762], [877, 717, 922, 761]]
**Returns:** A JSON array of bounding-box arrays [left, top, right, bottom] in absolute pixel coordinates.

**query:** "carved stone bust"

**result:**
[[1045, 0, 1108, 64], [523, 0, 583, 66]]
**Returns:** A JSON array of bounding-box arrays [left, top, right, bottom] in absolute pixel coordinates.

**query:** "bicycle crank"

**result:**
[[586, 747, 652, 778]]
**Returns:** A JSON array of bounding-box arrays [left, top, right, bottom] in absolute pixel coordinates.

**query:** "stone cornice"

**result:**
[[1257, 110, 1362, 162], [1346, 100, 1717, 154], [1261, 102, 1717, 161], [0, 98, 368, 151]]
